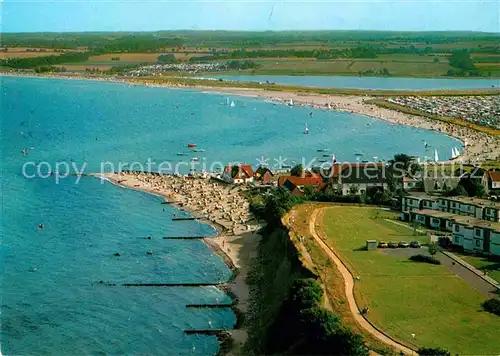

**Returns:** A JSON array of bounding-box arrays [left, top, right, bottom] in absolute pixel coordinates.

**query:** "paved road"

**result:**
[[309, 208, 417, 356]]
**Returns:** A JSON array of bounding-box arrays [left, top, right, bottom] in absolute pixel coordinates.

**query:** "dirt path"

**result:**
[[309, 208, 417, 356]]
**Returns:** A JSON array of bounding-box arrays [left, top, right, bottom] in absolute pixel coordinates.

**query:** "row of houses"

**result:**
[[221, 162, 500, 199], [402, 194, 500, 256]]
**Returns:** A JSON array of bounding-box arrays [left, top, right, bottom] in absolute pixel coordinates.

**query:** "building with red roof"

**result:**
[[483, 170, 500, 195], [254, 166, 274, 183], [222, 164, 255, 184], [278, 174, 324, 196]]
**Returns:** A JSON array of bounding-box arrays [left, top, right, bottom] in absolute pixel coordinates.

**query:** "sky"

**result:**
[[1, 0, 499, 33]]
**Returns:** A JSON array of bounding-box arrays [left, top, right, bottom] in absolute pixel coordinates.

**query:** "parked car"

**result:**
[[410, 241, 421, 248], [398, 241, 410, 248], [378, 241, 388, 248], [388, 242, 398, 248]]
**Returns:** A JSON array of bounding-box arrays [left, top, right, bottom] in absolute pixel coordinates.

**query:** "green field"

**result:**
[[2, 30, 499, 78], [454, 253, 500, 283], [321, 206, 500, 355], [235, 56, 453, 77]]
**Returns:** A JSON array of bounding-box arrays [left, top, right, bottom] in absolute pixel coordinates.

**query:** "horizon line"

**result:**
[[1, 29, 500, 35]]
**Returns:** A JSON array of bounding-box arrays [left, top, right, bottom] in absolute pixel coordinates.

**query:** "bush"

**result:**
[[157, 54, 177, 64], [418, 347, 451, 356], [482, 298, 500, 316], [409, 254, 441, 265], [290, 278, 323, 309]]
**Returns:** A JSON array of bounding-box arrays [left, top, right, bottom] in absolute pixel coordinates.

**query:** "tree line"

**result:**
[[0, 51, 92, 69]]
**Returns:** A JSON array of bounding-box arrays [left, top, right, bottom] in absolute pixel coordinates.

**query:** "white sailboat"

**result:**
[[304, 122, 309, 134], [434, 149, 439, 162], [230, 101, 235, 108], [288, 98, 294, 106]]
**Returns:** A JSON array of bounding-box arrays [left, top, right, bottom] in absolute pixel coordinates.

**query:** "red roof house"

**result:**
[[222, 164, 255, 184]]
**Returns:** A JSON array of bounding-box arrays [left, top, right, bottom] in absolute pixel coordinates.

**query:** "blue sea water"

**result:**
[[203, 74, 500, 91], [1, 76, 461, 354]]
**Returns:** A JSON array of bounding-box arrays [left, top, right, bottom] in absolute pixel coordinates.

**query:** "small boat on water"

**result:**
[[317, 148, 329, 152], [322, 154, 331, 157], [354, 152, 364, 156], [317, 159, 327, 163], [230, 101, 236, 108], [193, 149, 205, 152], [304, 122, 309, 135], [451, 147, 460, 160], [191, 157, 200, 162], [176, 152, 189, 156], [288, 99, 294, 106], [187, 143, 197, 148]]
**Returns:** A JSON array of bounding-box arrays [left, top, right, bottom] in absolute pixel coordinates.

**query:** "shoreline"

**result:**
[[4, 72, 500, 162], [92, 171, 261, 353]]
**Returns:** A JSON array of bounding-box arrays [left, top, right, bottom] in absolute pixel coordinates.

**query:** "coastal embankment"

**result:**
[[95, 171, 261, 354]]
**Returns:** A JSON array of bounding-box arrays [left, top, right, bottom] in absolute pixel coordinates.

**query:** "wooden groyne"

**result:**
[[184, 329, 227, 335], [186, 303, 233, 309], [94, 281, 227, 287], [172, 217, 197, 221], [122, 283, 226, 287]]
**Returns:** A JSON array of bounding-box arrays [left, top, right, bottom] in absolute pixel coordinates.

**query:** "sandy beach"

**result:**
[[193, 86, 500, 163], [4, 72, 498, 163], [96, 171, 261, 352]]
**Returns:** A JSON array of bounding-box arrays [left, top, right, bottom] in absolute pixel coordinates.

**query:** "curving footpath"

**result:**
[[309, 208, 417, 356]]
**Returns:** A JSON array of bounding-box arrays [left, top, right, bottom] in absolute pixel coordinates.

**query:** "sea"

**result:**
[[0, 75, 462, 354], [203, 74, 500, 91]]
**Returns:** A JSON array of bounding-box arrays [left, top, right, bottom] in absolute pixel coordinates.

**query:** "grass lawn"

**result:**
[[287, 204, 395, 355], [321, 206, 500, 355], [455, 253, 500, 283]]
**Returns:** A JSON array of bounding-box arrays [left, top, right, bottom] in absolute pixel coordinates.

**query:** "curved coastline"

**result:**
[[4, 72, 499, 163], [91, 171, 260, 353]]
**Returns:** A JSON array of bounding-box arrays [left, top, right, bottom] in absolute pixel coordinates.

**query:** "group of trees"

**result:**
[[446, 51, 481, 77], [189, 47, 379, 62], [226, 60, 259, 70], [266, 278, 369, 355], [157, 54, 177, 64], [358, 68, 391, 76], [0, 51, 91, 69]]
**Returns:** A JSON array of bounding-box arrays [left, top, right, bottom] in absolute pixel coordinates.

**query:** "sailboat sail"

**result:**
[[304, 122, 309, 134], [230, 101, 235, 108], [289, 99, 294, 106]]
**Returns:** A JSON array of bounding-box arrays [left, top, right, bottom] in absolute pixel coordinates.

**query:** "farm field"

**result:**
[[87, 52, 211, 63], [320, 206, 500, 355], [53, 64, 113, 71], [0, 47, 79, 59], [228, 57, 452, 77]]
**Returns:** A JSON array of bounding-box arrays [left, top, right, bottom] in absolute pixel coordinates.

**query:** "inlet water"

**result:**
[[0, 76, 461, 354], [204, 74, 500, 91]]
